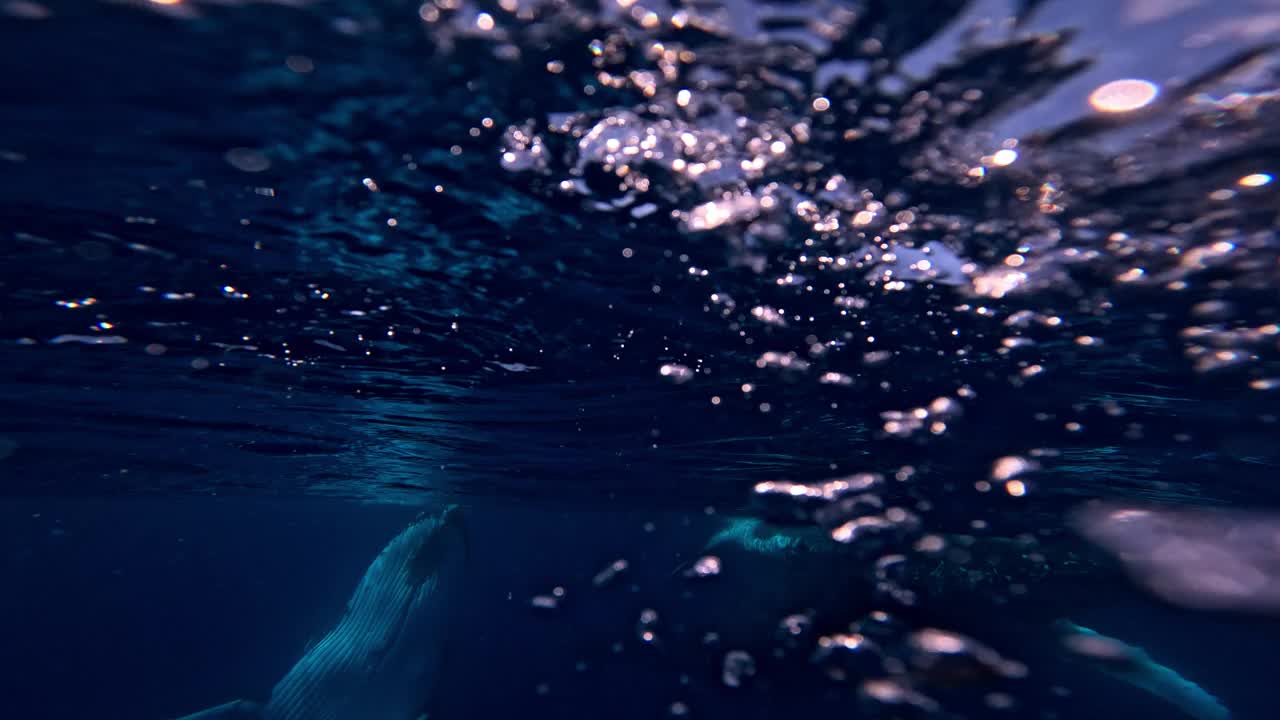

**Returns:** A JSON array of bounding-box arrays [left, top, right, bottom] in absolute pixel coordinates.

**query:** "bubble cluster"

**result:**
[[483, 2, 1278, 712]]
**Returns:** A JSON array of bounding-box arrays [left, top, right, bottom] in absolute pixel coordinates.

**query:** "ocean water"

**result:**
[[1, 0, 1278, 718]]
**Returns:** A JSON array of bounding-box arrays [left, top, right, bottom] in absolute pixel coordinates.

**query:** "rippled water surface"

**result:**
[[2, 0, 1279, 718]]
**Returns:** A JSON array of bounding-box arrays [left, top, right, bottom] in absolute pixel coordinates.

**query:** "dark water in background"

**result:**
[[4, 498, 1277, 720], [1, 0, 1279, 718]]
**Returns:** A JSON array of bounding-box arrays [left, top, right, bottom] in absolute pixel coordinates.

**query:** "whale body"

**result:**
[[695, 517, 1231, 720], [173, 506, 468, 720], [671, 516, 870, 655]]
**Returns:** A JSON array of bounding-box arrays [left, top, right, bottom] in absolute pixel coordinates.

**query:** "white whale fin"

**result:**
[[1056, 619, 1230, 720], [171, 699, 262, 720]]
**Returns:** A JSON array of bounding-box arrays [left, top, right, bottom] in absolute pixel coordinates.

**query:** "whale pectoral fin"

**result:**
[[172, 699, 263, 720], [1056, 619, 1231, 720]]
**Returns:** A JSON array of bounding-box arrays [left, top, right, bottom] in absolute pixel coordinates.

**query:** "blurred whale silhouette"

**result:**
[[173, 506, 468, 720], [670, 516, 872, 656], [691, 517, 1231, 719]]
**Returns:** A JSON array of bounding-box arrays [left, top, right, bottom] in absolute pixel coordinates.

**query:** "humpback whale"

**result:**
[[695, 517, 1231, 719], [671, 516, 872, 656], [173, 506, 468, 720]]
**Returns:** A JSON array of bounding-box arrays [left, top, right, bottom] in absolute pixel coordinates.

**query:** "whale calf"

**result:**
[[670, 516, 872, 657], [173, 506, 468, 720], [694, 517, 1231, 719]]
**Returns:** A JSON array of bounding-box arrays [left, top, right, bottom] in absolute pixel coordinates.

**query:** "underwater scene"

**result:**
[[2, 0, 1279, 718]]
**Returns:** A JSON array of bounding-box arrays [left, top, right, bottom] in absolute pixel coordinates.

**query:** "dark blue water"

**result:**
[[2, 1, 1278, 718]]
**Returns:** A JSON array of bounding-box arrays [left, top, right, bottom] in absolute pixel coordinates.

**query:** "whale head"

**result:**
[[406, 505, 469, 587], [262, 505, 469, 720]]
